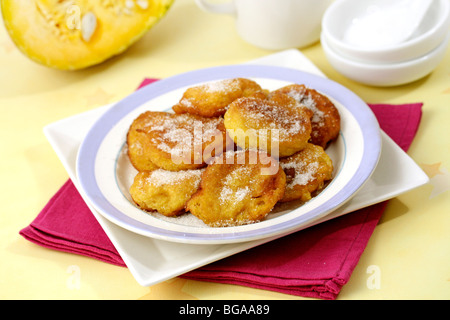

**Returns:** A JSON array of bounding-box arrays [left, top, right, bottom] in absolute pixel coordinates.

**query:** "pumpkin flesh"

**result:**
[[1, 0, 174, 70]]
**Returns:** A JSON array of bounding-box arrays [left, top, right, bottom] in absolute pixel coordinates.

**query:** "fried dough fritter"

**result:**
[[186, 150, 286, 227], [126, 79, 338, 228], [127, 111, 164, 171], [172, 78, 265, 117], [130, 169, 203, 217], [136, 112, 233, 171], [223, 96, 312, 158], [279, 143, 333, 203], [270, 84, 340, 148]]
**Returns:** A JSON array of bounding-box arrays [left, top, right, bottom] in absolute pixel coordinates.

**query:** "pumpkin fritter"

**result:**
[[172, 78, 265, 117], [223, 96, 312, 158], [134, 111, 233, 171], [127, 111, 164, 171], [279, 143, 333, 202], [186, 150, 286, 227], [270, 84, 340, 148], [130, 169, 203, 217]]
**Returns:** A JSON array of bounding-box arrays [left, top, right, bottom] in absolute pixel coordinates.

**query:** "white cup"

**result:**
[[195, 0, 333, 50]]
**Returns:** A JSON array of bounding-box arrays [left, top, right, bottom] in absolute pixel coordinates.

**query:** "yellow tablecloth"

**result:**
[[1, 0, 449, 299]]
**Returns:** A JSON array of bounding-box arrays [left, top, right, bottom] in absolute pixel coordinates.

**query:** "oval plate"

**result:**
[[76, 65, 381, 244]]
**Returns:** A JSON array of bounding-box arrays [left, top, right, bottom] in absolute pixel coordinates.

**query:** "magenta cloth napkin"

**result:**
[[181, 103, 423, 299], [19, 78, 423, 299]]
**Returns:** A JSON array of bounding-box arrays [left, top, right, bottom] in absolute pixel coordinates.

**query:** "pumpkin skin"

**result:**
[[1, 0, 174, 70]]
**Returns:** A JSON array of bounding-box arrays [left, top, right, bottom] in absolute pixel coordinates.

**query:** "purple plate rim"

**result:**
[[76, 64, 381, 243]]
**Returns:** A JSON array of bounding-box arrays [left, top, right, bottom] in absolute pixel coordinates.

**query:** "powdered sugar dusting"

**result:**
[[147, 114, 223, 158], [146, 168, 203, 187], [285, 88, 325, 126], [238, 98, 307, 140], [179, 97, 194, 109], [219, 166, 252, 205], [281, 160, 319, 188], [149, 211, 209, 228], [203, 79, 239, 93]]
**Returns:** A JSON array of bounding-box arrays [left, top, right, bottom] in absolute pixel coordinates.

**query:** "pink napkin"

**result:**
[[20, 179, 126, 267], [19, 78, 423, 299], [182, 102, 423, 300]]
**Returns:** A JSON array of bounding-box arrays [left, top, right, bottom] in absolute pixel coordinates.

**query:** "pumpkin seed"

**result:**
[[125, 0, 135, 9], [136, 0, 149, 10], [81, 12, 97, 42]]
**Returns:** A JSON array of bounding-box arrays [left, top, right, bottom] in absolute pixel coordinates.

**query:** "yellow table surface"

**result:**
[[1, 0, 449, 300]]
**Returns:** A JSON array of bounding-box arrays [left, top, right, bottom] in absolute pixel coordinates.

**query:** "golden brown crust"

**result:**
[[186, 150, 286, 227], [135, 112, 233, 171], [223, 96, 312, 157], [129, 169, 203, 217], [279, 143, 333, 202], [126, 79, 338, 227], [172, 78, 264, 117], [270, 84, 340, 148], [126, 111, 164, 171]]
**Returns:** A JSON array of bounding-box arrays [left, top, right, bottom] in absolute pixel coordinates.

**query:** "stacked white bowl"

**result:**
[[321, 0, 450, 86]]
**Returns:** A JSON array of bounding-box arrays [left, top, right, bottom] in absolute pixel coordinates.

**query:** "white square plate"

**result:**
[[44, 50, 429, 286]]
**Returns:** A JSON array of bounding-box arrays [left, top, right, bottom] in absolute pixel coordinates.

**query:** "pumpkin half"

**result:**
[[1, 0, 174, 70]]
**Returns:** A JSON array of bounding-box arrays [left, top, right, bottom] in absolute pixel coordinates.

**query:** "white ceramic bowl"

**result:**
[[321, 31, 450, 87], [322, 0, 450, 64]]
